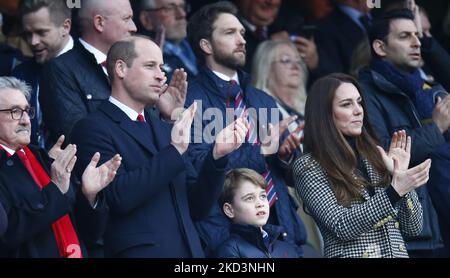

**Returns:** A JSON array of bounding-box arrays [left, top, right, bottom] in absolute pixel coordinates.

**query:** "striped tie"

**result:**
[[230, 80, 278, 206]]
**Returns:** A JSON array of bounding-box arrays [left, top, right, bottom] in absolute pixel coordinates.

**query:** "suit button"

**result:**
[[407, 199, 414, 210], [6, 160, 14, 166], [399, 244, 406, 252], [36, 203, 44, 209], [395, 222, 400, 229], [86, 94, 93, 100], [282, 232, 288, 238]]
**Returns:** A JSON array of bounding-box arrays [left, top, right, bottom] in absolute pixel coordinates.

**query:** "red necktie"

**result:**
[[137, 114, 145, 122]]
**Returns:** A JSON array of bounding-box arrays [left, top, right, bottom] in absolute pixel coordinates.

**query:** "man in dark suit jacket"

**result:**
[[40, 0, 137, 145], [313, 0, 371, 79], [13, 0, 74, 148], [70, 36, 247, 257], [0, 76, 121, 258]]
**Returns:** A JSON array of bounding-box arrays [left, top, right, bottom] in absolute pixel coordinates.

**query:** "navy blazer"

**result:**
[[40, 40, 111, 145], [70, 101, 228, 258], [0, 146, 107, 258]]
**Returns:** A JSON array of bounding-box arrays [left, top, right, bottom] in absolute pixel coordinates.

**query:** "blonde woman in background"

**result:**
[[251, 40, 323, 256], [252, 40, 308, 122]]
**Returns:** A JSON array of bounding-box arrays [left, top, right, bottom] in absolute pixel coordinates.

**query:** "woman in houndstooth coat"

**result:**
[[293, 73, 431, 258]]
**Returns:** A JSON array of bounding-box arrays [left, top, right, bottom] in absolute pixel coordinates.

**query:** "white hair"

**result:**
[[0, 77, 31, 102]]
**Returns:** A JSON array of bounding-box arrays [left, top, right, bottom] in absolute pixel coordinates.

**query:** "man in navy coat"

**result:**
[[70, 35, 247, 258]]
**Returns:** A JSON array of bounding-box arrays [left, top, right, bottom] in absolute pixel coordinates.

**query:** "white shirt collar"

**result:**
[[0, 144, 16, 155], [240, 17, 256, 33], [109, 96, 145, 122], [56, 36, 74, 57], [79, 38, 107, 64], [212, 71, 240, 85]]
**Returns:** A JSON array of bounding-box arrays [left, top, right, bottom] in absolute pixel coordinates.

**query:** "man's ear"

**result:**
[[93, 14, 105, 33], [223, 203, 235, 219], [139, 11, 155, 31], [199, 38, 213, 55], [373, 39, 387, 57], [61, 18, 71, 37], [115, 60, 127, 79]]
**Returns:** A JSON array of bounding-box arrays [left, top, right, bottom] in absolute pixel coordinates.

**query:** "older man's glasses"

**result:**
[[146, 3, 191, 14], [0, 107, 35, 120]]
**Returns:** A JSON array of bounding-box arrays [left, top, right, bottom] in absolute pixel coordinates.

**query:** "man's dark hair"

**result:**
[[187, 1, 238, 65], [19, 0, 72, 26], [106, 35, 151, 82], [369, 9, 415, 58]]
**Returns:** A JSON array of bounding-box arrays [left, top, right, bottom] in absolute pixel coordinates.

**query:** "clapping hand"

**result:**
[[50, 144, 77, 194], [48, 135, 66, 160], [213, 117, 249, 160], [171, 102, 197, 155], [81, 153, 122, 206], [157, 68, 188, 120], [260, 115, 297, 156], [376, 130, 411, 174], [279, 122, 304, 162]]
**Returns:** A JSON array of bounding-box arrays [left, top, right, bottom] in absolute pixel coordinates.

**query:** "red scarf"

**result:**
[[1, 145, 83, 258]]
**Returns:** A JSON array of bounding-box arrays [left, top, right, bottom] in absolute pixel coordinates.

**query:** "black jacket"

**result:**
[[0, 146, 108, 258], [313, 7, 367, 79], [421, 36, 450, 92], [215, 223, 300, 258], [358, 67, 445, 253], [40, 40, 111, 145]]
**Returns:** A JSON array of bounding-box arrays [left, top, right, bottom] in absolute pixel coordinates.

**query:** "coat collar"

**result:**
[[98, 101, 170, 155], [230, 223, 283, 249], [196, 66, 253, 102]]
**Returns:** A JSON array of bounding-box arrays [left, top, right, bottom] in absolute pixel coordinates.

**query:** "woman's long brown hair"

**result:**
[[303, 73, 391, 207]]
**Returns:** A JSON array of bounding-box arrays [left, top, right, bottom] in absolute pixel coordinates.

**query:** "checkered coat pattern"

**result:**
[[293, 154, 423, 258]]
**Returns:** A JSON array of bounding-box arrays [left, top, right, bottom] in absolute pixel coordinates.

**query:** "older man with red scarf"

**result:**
[[0, 76, 121, 258]]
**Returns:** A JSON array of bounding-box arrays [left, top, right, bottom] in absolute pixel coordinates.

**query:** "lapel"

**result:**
[[99, 102, 158, 155], [75, 41, 110, 86], [360, 158, 383, 200], [144, 110, 171, 152]]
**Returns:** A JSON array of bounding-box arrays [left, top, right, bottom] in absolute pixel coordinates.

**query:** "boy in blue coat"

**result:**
[[215, 169, 300, 258]]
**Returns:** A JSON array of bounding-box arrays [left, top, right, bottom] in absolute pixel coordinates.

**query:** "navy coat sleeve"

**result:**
[[0, 200, 8, 237]]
